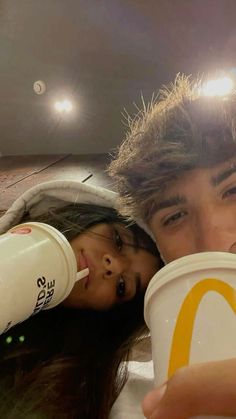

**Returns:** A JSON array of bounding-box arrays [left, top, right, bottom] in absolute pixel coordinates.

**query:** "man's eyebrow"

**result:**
[[154, 195, 187, 213], [211, 164, 236, 187]]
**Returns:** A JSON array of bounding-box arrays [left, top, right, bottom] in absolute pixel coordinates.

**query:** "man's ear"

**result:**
[[160, 253, 167, 265]]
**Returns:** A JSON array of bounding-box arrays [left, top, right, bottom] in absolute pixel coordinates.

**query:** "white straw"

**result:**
[[76, 268, 89, 282]]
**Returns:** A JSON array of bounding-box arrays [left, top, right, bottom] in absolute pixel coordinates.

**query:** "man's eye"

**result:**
[[223, 186, 236, 199], [113, 228, 123, 251], [163, 211, 186, 227], [116, 277, 126, 298]]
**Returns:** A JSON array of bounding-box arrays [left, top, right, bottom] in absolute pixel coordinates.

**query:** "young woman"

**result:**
[[0, 200, 161, 419]]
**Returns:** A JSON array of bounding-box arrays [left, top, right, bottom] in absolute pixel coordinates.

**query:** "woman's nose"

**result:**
[[102, 254, 128, 277]]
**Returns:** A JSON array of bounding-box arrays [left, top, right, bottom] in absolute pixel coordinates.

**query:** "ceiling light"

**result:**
[[200, 76, 234, 97], [55, 99, 73, 113]]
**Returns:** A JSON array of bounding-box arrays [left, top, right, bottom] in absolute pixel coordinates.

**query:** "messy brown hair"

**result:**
[[0, 203, 160, 419], [109, 74, 236, 221]]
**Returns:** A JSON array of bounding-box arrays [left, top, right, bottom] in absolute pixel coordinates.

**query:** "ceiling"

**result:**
[[1, 0, 236, 155]]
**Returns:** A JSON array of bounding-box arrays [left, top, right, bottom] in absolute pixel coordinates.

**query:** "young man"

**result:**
[[109, 74, 236, 418]]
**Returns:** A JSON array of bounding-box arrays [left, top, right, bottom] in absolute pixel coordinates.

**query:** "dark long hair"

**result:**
[[0, 203, 160, 419]]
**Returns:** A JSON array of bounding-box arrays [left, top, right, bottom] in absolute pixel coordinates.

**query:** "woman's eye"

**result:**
[[116, 277, 126, 298], [223, 186, 236, 199], [163, 211, 186, 227], [113, 228, 123, 251]]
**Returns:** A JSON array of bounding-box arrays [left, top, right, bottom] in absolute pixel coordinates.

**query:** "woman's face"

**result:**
[[63, 222, 160, 310]]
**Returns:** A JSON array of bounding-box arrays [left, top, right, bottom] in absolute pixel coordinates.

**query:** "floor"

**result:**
[[0, 154, 114, 215]]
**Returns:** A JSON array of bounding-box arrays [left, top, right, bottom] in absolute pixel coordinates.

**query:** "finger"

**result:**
[[142, 358, 236, 419], [142, 384, 167, 417]]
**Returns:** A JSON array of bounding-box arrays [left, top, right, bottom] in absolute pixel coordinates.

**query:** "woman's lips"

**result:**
[[79, 251, 91, 289], [79, 250, 88, 270]]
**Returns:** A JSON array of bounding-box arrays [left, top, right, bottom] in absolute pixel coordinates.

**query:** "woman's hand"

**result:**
[[142, 358, 236, 419]]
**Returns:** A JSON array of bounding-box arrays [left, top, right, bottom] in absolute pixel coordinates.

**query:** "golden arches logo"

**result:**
[[168, 278, 236, 378]]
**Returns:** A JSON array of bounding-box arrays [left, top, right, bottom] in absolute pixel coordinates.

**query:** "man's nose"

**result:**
[[195, 217, 234, 253], [102, 254, 128, 278]]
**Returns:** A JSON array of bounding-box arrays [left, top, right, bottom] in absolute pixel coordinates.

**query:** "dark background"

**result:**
[[1, 0, 235, 155]]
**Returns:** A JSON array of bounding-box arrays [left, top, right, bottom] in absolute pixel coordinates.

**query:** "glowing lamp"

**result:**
[[200, 76, 234, 97], [55, 99, 73, 113]]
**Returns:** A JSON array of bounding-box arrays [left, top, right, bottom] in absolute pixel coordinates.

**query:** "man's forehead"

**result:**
[[150, 157, 236, 209]]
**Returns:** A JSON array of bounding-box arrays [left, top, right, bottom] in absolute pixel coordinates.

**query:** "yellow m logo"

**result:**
[[168, 279, 236, 378]]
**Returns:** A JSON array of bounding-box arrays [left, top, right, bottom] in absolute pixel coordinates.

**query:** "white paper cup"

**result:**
[[0, 222, 77, 334], [144, 252, 236, 419]]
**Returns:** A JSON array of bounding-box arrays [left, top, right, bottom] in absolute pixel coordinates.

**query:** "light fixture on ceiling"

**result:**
[[200, 76, 234, 97], [33, 80, 46, 95], [54, 99, 73, 113]]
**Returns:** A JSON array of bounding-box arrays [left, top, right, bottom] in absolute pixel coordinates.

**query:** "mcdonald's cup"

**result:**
[[144, 252, 236, 419]]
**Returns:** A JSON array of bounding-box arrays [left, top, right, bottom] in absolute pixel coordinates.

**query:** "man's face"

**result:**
[[149, 158, 236, 263]]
